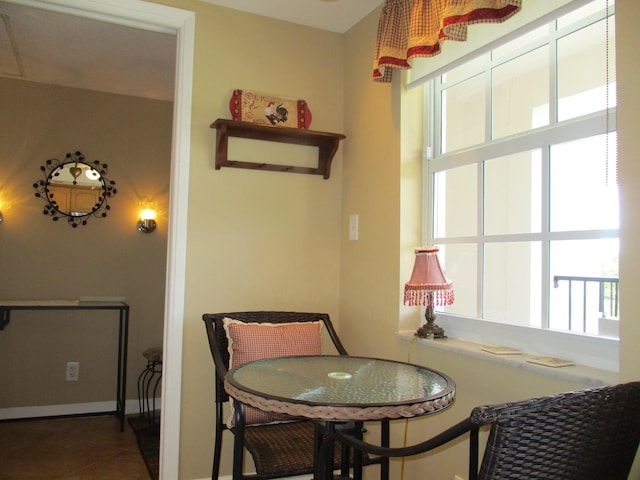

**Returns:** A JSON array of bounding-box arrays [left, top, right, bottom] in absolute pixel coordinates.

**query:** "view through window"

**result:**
[[425, 0, 618, 342]]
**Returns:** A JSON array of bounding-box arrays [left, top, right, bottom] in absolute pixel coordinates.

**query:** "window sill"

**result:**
[[396, 331, 619, 387]]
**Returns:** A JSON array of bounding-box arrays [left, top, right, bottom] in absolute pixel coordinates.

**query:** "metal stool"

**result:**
[[137, 347, 162, 430]]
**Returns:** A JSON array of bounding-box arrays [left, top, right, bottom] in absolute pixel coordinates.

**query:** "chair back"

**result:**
[[202, 311, 348, 405], [325, 381, 640, 480], [472, 381, 640, 480]]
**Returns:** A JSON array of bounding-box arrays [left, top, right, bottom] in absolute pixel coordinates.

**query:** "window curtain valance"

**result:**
[[373, 0, 522, 83]]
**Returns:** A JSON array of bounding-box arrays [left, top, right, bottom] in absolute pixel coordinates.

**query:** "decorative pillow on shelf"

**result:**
[[223, 317, 323, 427]]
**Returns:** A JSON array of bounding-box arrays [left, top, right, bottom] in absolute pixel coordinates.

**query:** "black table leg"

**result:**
[[116, 306, 129, 431], [315, 421, 336, 480]]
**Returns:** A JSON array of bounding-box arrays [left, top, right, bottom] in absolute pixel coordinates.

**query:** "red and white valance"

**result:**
[[373, 0, 522, 82]]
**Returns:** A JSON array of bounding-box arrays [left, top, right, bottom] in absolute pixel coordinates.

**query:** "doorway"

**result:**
[[1, 1, 194, 478]]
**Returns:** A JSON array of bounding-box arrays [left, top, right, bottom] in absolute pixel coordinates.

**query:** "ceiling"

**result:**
[[200, 0, 384, 34], [0, 0, 383, 102]]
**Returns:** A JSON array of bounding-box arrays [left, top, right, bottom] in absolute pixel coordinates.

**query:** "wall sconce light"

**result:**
[[137, 202, 157, 233], [0, 200, 12, 224]]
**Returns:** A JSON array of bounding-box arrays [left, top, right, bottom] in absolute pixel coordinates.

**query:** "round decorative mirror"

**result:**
[[33, 151, 117, 227]]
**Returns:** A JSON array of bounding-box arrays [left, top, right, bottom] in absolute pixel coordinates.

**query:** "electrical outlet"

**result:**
[[66, 362, 79, 381], [454, 475, 465, 480]]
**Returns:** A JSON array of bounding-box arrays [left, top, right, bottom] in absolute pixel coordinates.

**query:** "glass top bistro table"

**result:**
[[225, 355, 456, 480]]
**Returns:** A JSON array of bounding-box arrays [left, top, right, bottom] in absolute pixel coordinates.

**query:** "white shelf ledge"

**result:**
[[396, 331, 619, 387]]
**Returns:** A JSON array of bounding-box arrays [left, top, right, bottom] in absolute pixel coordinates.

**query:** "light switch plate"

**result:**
[[349, 214, 359, 241]]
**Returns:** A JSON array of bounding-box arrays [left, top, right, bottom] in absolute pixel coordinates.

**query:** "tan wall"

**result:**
[[0, 78, 170, 408], [162, 2, 346, 478], [616, 0, 640, 383]]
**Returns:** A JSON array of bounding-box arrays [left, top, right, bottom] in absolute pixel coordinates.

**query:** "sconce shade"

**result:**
[[140, 208, 157, 221], [404, 247, 454, 306]]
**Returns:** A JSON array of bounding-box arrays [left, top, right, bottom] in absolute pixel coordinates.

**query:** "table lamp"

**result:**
[[404, 246, 454, 339]]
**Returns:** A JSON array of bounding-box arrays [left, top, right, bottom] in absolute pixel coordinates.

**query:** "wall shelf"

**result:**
[[210, 119, 346, 179]]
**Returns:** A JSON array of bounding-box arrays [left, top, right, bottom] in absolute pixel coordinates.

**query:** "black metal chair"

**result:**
[[324, 381, 640, 480], [202, 311, 389, 480]]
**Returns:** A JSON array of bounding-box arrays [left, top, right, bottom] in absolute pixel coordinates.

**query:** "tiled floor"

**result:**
[[0, 416, 151, 479]]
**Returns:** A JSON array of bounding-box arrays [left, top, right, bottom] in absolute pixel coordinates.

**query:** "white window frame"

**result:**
[[422, 1, 619, 372]]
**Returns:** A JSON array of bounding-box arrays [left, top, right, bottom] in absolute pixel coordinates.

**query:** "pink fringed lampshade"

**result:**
[[404, 247, 454, 306], [404, 246, 454, 338]]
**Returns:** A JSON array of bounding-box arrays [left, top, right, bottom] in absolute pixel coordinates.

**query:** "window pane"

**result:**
[[433, 164, 477, 238], [439, 244, 478, 318], [492, 25, 549, 60], [442, 74, 485, 152], [441, 53, 488, 86], [557, 19, 616, 122], [549, 134, 618, 232], [557, 0, 614, 30], [484, 150, 542, 235], [549, 239, 619, 335], [492, 46, 549, 139], [484, 242, 541, 327]]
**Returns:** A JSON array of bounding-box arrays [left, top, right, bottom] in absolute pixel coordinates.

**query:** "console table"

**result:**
[[0, 300, 130, 431]]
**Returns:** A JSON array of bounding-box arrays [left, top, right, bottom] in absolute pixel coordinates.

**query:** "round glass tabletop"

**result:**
[[226, 355, 455, 408]]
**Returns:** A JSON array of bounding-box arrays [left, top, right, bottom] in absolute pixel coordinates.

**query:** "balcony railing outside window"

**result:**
[[552, 276, 619, 335]]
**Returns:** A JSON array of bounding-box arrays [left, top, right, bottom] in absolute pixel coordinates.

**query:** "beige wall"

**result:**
[[616, 0, 640, 383], [0, 78, 170, 408], [162, 2, 346, 478]]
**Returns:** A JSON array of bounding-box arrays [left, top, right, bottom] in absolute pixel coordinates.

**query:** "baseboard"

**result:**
[[0, 398, 158, 420], [206, 476, 310, 480]]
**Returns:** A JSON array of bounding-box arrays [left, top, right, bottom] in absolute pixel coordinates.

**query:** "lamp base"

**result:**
[[415, 322, 446, 339], [414, 304, 446, 339]]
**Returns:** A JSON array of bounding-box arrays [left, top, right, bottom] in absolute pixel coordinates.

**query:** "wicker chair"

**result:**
[[202, 311, 389, 480], [324, 381, 640, 480]]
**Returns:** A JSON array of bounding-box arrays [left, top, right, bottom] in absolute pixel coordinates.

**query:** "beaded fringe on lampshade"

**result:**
[[404, 246, 454, 306]]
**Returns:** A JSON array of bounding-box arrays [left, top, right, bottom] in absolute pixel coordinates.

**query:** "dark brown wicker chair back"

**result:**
[[473, 381, 640, 480], [324, 381, 640, 480]]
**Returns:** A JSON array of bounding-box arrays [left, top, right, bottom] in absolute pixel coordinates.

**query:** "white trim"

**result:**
[[429, 110, 616, 173], [395, 332, 618, 386], [160, 7, 194, 480], [5, 0, 182, 33], [434, 313, 619, 372], [0, 399, 155, 420], [2, 2, 194, 479]]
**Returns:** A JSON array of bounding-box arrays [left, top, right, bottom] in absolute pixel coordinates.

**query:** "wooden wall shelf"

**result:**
[[210, 119, 345, 179]]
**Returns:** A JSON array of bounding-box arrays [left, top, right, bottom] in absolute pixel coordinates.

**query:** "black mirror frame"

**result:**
[[33, 151, 117, 228]]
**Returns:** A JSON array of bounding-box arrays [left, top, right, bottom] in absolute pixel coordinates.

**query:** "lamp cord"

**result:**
[[400, 336, 418, 480]]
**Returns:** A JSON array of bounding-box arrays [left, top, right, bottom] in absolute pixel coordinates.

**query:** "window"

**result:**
[[424, 1, 618, 368]]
